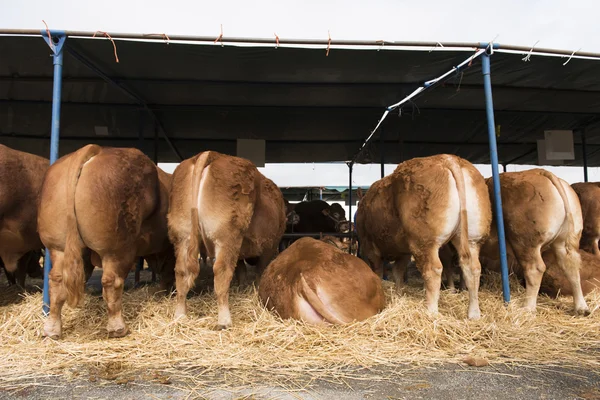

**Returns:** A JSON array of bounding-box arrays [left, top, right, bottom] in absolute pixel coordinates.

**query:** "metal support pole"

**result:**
[[380, 128, 385, 178], [581, 130, 589, 182], [319, 187, 323, 200], [347, 162, 354, 254], [41, 30, 67, 316], [482, 52, 511, 303], [502, 164, 507, 173]]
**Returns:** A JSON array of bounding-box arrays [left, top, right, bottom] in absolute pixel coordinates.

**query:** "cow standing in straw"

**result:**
[[168, 151, 286, 329], [0, 145, 48, 289], [479, 169, 590, 314], [39, 145, 175, 339], [357, 154, 492, 319]]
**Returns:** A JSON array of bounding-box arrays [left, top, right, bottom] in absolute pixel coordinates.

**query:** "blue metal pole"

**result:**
[[482, 52, 511, 303], [41, 30, 67, 316]]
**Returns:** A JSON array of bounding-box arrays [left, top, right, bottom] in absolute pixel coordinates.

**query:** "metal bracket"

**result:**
[[41, 30, 67, 56]]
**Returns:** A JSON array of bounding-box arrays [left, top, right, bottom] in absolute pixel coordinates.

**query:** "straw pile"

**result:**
[[1, 271, 599, 392]]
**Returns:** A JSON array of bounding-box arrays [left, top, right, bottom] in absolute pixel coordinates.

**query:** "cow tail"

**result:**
[[446, 156, 471, 266], [63, 144, 102, 308], [300, 274, 348, 324], [539, 170, 577, 251], [185, 152, 215, 287]]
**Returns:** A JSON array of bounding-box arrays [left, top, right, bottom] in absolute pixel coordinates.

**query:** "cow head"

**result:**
[[286, 209, 300, 227], [322, 203, 350, 233], [320, 236, 349, 252]]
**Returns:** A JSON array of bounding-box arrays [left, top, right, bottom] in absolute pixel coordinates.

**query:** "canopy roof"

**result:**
[[1, 32, 600, 166]]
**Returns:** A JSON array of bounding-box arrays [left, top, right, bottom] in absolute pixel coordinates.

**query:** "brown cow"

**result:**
[[1, 249, 43, 287], [482, 250, 600, 298], [357, 154, 491, 320], [39, 145, 175, 339], [0, 145, 49, 288], [480, 169, 590, 315], [571, 182, 600, 256], [168, 151, 286, 329], [258, 236, 385, 325]]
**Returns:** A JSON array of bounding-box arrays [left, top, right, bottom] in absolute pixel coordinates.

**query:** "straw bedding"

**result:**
[[0, 270, 599, 392]]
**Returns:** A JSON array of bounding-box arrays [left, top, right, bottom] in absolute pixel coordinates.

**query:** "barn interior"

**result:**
[[2, 32, 600, 177]]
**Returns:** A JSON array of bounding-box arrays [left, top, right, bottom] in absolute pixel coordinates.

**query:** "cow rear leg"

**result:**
[[391, 254, 411, 294], [551, 244, 590, 316], [43, 251, 67, 340], [235, 260, 247, 287], [412, 247, 443, 316], [518, 249, 546, 312], [213, 242, 241, 330], [101, 257, 133, 338], [454, 242, 482, 320], [174, 238, 200, 319]]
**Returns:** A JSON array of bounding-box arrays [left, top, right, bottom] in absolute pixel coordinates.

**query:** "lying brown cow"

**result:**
[[168, 151, 286, 329], [0, 145, 49, 288], [357, 154, 491, 320], [571, 182, 600, 256], [480, 169, 590, 315], [39, 145, 175, 339], [258, 236, 385, 325]]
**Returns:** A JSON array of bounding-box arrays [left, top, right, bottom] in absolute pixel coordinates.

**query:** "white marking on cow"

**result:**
[[562, 180, 583, 234], [463, 170, 484, 240], [196, 165, 220, 239], [439, 169, 460, 244], [296, 295, 325, 325], [82, 155, 97, 167]]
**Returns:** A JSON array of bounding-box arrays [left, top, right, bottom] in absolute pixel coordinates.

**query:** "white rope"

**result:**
[[428, 41, 444, 52], [563, 48, 581, 65], [354, 48, 487, 157], [522, 40, 539, 62]]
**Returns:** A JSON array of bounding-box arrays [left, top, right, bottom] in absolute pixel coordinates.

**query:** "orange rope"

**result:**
[[42, 20, 54, 51], [214, 24, 223, 45], [93, 31, 120, 63], [468, 47, 479, 67]]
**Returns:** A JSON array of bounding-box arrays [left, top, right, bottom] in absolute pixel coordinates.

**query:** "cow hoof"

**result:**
[[43, 321, 62, 340], [108, 327, 129, 338], [575, 308, 591, 317], [468, 310, 481, 320], [215, 324, 230, 331], [42, 332, 60, 341]]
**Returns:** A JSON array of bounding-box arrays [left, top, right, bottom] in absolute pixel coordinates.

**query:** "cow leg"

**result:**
[[391, 254, 412, 294], [412, 246, 443, 316], [43, 250, 67, 339], [174, 239, 201, 319], [101, 256, 133, 338], [518, 248, 546, 312], [580, 235, 600, 256], [213, 242, 241, 330], [455, 243, 482, 320], [235, 260, 247, 287], [551, 244, 590, 316]]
